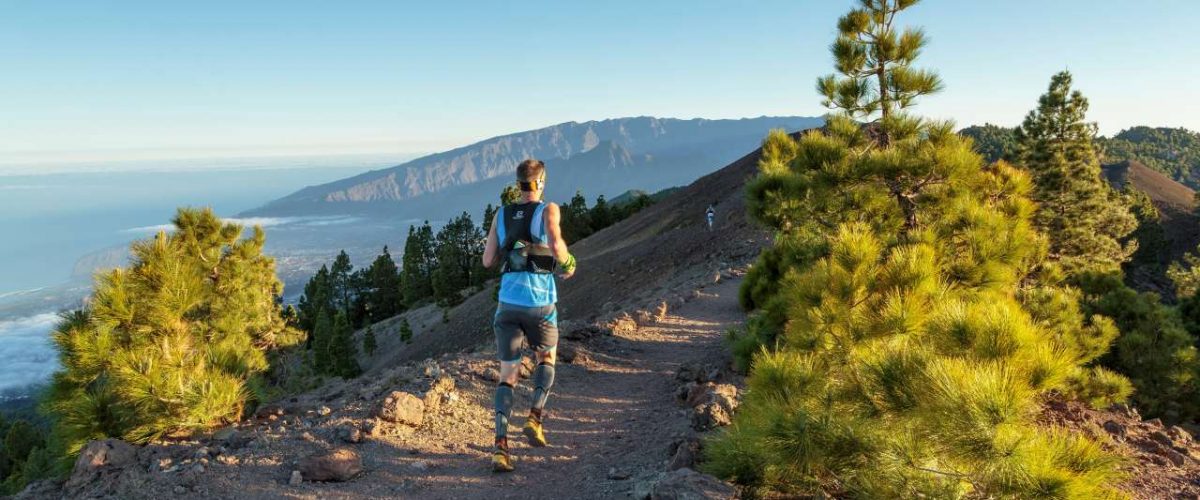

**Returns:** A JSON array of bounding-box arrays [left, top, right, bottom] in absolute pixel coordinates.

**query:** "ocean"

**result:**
[[0, 154, 406, 396]]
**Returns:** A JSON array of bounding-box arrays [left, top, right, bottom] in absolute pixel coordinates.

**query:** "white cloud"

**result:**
[[121, 223, 176, 234], [222, 217, 300, 228], [0, 312, 61, 394], [121, 216, 360, 235], [298, 216, 362, 226]]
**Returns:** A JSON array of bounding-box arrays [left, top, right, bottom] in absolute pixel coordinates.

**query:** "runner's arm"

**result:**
[[544, 203, 575, 277], [481, 212, 501, 269]]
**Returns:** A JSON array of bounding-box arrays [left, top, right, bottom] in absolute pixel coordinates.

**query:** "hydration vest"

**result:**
[[499, 202, 556, 275]]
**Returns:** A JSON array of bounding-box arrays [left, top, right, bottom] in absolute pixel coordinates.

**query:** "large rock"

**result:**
[[609, 314, 638, 336], [420, 375, 456, 411], [690, 383, 739, 431], [254, 403, 287, 420], [676, 362, 721, 384], [635, 309, 655, 325], [298, 448, 363, 482], [693, 402, 733, 431], [684, 383, 737, 408], [378, 391, 425, 426], [559, 342, 591, 365], [74, 439, 138, 472], [650, 469, 737, 500], [14, 479, 62, 499], [562, 322, 605, 341], [337, 424, 363, 444], [1167, 425, 1194, 446], [668, 438, 702, 471], [63, 439, 138, 494]]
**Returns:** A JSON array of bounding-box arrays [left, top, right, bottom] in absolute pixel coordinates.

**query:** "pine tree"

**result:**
[[281, 304, 299, 327], [0, 415, 57, 494], [6, 447, 54, 494], [0, 418, 49, 493], [402, 223, 437, 306], [297, 265, 334, 335], [1171, 243, 1200, 341], [561, 190, 593, 242], [44, 208, 303, 458], [1125, 186, 1167, 276], [2, 421, 41, 473], [367, 246, 403, 321], [1015, 71, 1137, 276], [477, 206, 499, 283], [363, 324, 377, 357], [590, 194, 613, 230], [311, 308, 334, 374], [432, 212, 485, 305], [329, 250, 353, 312], [816, 0, 942, 146], [347, 268, 371, 327], [399, 317, 413, 344], [330, 311, 360, 378], [1167, 244, 1200, 299], [482, 203, 498, 235], [710, 3, 1125, 496], [501, 184, 521, 205], [1078, 272, 1200, 422]]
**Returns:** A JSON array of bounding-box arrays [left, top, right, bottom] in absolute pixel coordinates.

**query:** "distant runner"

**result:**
[[480, 158, 577, 473], [706, 204, 716, 231]]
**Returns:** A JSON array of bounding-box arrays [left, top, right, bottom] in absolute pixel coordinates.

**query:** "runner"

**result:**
[[706, 204, 716, 231], [480, 158, 577, 473]]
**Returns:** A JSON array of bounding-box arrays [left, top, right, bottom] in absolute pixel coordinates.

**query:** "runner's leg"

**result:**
[[527, 305, 559, 418], [493, 307, 526, 443]]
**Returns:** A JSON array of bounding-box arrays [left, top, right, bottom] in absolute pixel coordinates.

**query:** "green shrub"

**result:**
[[709, 2, 1124, 493], [1078, 271, 1200, 422], [399, 318, 414, 344], [44, 208, 304, 459]]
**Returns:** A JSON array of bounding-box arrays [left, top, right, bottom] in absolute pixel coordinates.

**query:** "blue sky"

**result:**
[[3, 0, 1198, 166]]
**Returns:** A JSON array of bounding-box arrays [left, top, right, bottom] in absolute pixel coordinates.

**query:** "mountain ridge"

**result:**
[[245, 115, 822, 218]]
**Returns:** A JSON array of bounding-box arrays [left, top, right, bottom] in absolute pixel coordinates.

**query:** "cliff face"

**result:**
[[245, 116, 823, 217]]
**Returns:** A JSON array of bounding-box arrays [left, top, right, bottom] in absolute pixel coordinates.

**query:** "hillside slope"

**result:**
[[1103, 159, 1200, 294], [373, 130, 772, 369], [1104, 159, 1195, 214]]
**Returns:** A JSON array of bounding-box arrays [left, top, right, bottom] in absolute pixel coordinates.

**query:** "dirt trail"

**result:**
[[363, 277, 745, 499]]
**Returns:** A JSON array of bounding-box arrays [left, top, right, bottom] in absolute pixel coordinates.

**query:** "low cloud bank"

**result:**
[[122, 215, 360, 235], [0, 312, 60, 395]]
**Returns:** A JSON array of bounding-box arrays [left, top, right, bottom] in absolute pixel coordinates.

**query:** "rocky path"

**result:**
[[386, 276, 745, 499]]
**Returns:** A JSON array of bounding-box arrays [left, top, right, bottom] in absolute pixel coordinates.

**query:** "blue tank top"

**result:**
[[496, 203, 557, 307]]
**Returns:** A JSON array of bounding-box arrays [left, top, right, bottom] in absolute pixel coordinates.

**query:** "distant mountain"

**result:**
[[245, 116, 823, 219]]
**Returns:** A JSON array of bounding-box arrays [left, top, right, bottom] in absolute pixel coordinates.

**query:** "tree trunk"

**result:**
[[888, 181, 918, 234], [877, 63, 891, 147]]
